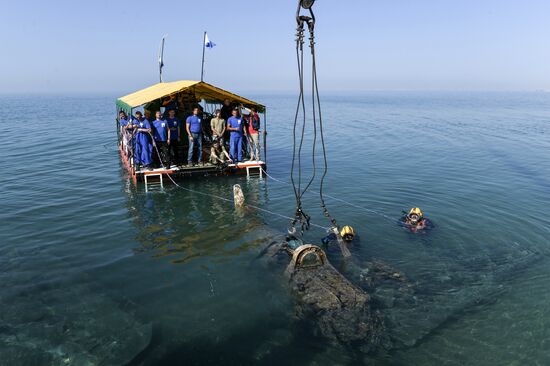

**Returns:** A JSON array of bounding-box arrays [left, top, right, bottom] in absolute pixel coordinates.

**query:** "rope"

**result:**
[[261, 168, 396, 223]]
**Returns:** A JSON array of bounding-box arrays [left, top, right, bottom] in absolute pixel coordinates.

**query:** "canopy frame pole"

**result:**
[[200, 31, 206, 82], [263, 109, 267, 164], [130, 107, 135, 170], [116, 106, 122, 155]]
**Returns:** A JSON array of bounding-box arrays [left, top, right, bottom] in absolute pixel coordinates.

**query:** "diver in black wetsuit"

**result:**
[[400, 207, 433, 233]]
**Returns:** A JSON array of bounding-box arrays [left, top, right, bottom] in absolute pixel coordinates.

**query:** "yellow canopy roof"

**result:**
[[116, 80, 264, 110]]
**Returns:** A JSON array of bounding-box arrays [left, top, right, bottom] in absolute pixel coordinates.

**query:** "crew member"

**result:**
[[209, 138, 232, 165], [227, 108, 244, 162], [133, 111, 153, 170], [152, 111, 169, 168], [186, 107, 203, 166], [161, 95, 177, 118], [166, 109, 180, 166], [144, 110, 152, 122], [119, 111, 129, 127], [242, 106, 261, 161], [321, 226, 357, 245], [400, 207, 433, 232], [210, 109, 226, 146], [220, 98, 234, 121], [118, 111, 132, 155], [340, 226, 355, 242]]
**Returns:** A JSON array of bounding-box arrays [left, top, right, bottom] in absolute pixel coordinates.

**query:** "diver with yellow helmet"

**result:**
[[340, 226, 356, 242], [400, 207, 433, 232], [321, 225, 357, 246]]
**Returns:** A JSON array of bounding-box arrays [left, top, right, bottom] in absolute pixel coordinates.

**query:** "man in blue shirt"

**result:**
[[166, 109, 180, 167], [152, 111, 169, 168], [227, 108, 244, 162], [118, 111, 132, 156], [119, 111, 129, 126], [133, 111, 153, 170], [186, 107, 204, 166]]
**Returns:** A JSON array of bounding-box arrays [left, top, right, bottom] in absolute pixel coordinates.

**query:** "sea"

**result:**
[[1, 92, 549, 365]]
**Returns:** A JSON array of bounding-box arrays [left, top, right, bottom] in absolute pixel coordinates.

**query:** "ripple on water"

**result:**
[[1, 93, 550, 365]]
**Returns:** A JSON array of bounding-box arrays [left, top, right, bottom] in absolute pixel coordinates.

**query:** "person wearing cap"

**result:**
[[227, 108, 244, 162], [209, 138, 232, 165], [186, 107, 204, 166], [210, 109, 226, 146], [242, 105, 261, 161], [152, 111, 169, 168], [133, 111, 153, 170], [166, 109, 180, 166]]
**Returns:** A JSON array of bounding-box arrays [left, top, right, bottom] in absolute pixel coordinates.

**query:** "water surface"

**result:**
[[1, 92, 549, 365]]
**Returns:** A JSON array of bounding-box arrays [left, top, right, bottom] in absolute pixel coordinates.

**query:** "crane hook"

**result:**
[[300, 0, 315, 9]]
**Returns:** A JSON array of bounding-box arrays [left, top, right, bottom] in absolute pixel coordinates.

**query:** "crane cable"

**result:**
[[289, 0, 338, 238], [289, 11, 311, 236]]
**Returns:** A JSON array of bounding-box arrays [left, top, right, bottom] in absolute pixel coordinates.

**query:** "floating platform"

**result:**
[[119, 144, 265, 189], [115, 79, 268, 189]]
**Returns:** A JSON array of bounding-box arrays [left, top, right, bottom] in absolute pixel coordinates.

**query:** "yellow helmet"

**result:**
[[406, 207, 424, 224], [340, 226, 355, 242], [408, 207, 423, 218]]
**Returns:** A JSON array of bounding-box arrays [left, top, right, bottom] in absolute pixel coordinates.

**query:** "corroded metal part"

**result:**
[[256, 241, 387, 353], [289, 244, 327, 270]]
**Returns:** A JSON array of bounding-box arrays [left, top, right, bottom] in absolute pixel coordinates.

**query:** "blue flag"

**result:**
[[205, 33, 216, 48]]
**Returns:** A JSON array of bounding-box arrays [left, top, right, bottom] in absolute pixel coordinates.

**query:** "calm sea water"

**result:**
[[1, 92, 549, 365]]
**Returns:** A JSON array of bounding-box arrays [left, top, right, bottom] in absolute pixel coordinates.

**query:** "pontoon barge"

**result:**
[[115, 80, 267, 186]]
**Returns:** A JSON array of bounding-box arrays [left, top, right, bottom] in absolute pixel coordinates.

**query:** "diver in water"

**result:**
[[322, 225, 357, 246], [400, 207, 433, 233]]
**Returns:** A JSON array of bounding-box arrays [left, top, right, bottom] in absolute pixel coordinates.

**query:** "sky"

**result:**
[[0, 0, 549, 94]]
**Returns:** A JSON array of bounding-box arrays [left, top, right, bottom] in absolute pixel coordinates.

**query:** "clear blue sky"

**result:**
[[1, 0, 549, 94]]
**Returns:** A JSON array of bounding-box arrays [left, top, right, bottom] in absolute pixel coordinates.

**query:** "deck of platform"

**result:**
[[134, 160, 266, 180], [119, 144, 266, 184]]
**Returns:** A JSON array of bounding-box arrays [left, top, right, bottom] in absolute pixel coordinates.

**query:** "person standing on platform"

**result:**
[[166, 109, 180, 166], [220, 98, 234, 121], [161, 95, 177, 118], [242, 106, 261, 161], [133, 111, 153, 170], [210, 109, 226, 146], [144, 110, 152, 123], [186, 107, 204, 166], [227, 108, 244, 163], [152, 111, 169, 168], [118, 111, 132, 155]]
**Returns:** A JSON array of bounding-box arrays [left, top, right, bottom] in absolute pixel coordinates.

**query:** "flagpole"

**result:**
[[159, 35, 166, 83], [200, 31, 206, 82]]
